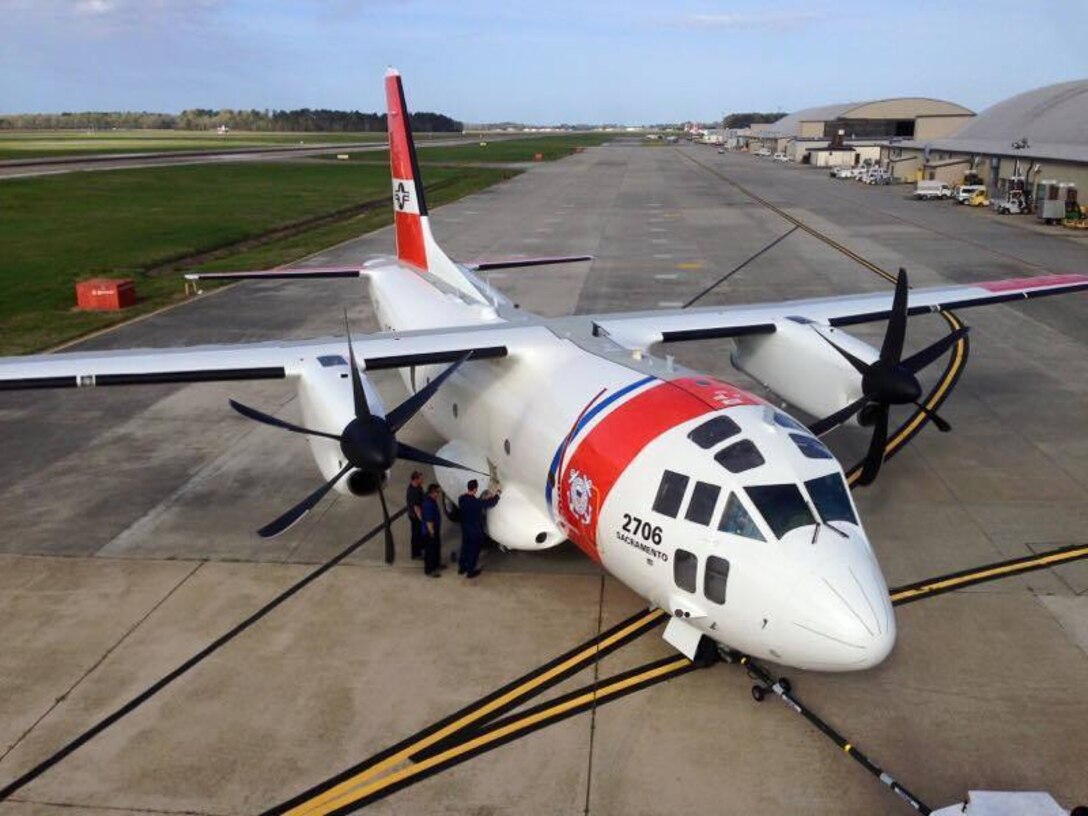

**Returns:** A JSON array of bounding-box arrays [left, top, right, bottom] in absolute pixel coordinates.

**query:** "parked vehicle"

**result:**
[[863, 168, 891, 185], [966, 189, 989, 207], [993, 189, 1029, 215], [954, 184, 986, 204], [755, 148, 772, 157], [914, 180, 953, 199], [772, 152, 789, 162]]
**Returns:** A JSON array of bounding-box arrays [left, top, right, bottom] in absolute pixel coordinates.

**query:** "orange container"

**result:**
[[533, 152, 544, 161], [76, 278, 136, 311]]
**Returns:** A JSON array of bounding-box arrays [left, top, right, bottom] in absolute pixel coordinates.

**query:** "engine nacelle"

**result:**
[[731, 317, 877, 422], [296, 356, 388, 495]]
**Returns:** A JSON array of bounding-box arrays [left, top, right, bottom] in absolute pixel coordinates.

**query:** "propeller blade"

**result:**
[[901, 327, 970, 374], [377, 482, 395, 564], [880, 268, 910, 364], [913, 402, 952, 433], [386, 351, 474, 432], [396, 441, 486, 473], [344, 312, 371, 421], [258, 463, 352, 539], [229, 399, 341, 442], [857, 405, 890, 486], [807, 396, 867, 437], [814, 330, 870, 376]]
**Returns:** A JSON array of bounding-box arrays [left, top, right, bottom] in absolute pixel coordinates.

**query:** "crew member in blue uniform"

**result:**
[[457, 480, 500, 578], [421, 483, 443, 577], [406, 471, 424, 560]]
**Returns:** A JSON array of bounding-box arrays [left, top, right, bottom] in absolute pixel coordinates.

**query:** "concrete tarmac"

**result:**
[[0, 143, 1086, 815]]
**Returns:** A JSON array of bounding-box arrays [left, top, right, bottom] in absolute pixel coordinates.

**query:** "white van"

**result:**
[[914, 180, 953, 199], [955, 184, 986, 204]]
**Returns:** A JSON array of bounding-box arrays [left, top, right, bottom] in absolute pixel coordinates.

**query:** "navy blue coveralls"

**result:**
[[406, 482, 424, 559], [457, 492, 500, 574], [421, 495, 442, 575]]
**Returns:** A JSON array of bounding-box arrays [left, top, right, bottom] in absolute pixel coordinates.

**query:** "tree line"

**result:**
[[0, 109, 463, 132], [722, 112, 786, 129]]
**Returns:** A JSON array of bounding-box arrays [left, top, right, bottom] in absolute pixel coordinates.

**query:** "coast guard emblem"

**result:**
[[567, 468, 594, 526]]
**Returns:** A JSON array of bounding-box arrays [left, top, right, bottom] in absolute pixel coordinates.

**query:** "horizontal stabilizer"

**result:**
[[466, 255, 593, 271], [184, 266, 363, 282]]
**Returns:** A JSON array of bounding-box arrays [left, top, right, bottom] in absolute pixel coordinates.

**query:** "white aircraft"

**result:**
[[3, 69, 1086, 673]]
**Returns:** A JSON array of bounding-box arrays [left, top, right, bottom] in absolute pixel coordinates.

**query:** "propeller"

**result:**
[[808, 268, 969, 486], [229, 321, 478, 557]]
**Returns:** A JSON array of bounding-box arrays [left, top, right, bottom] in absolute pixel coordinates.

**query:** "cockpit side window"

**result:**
[[684, 481, 721, 526], [790, 433, 833, 460], [714, 439, 765, 473], [745, 484, 815, 539], [687, 415, 741, 449], [674, 548, 698, 593], [704, 556, 730, 604], [652, 470, 690, 518], [804, 473, 857, 524], [718, 492, 765, 541]]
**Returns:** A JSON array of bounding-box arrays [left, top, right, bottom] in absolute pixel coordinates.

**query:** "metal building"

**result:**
[[881, 80, 1088, 197]]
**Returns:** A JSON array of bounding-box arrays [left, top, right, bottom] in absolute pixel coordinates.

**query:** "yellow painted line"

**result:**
[[291, 656, 692, 816], [287, 608, 667, 815], [676, 261, 704, 270], [890, 544, 1088, 604]]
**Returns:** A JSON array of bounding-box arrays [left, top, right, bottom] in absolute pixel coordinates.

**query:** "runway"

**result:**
[[0, 142, 1086, 814]]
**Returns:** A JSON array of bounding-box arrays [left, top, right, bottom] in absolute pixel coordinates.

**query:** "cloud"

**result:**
[[679, 11, 826, 29]]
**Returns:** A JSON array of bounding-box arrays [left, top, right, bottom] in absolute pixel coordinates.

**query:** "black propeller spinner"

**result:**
[[808, 268, 968, 486], [229, 321, 477, 562]]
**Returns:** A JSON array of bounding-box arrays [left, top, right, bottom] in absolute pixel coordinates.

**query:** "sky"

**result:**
[[3, 0, 1088, 124]]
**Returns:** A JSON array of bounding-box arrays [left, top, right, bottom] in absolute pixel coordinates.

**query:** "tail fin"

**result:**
[[385, 68, 486, 303]]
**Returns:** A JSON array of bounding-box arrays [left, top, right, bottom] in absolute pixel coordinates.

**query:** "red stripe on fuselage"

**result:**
[[978, 273, 1088, 292], [556, 376, 761, 561]]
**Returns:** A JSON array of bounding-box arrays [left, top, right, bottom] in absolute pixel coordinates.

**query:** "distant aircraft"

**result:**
[[3, 69, 1086, 671]]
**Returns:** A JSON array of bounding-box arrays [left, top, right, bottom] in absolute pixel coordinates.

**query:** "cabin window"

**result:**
[[687, 415, 741, 449], [790, 433, 833, 460], [684, 481, 721, 526], [805, 473, 857, 524], [652, 470, 689, 518], [317, 355, 347, 368], [674, 548, 698, 593], [773, 411, 807, 432], [745, 484, 815, 539], [704, 556, 730, 604], [715, 439, 765, 473], [718, 492, 765, 541]]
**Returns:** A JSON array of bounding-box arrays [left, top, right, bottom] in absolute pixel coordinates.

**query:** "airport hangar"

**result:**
[[743, 97, 974, 166], [880, 79, 1088, 195]]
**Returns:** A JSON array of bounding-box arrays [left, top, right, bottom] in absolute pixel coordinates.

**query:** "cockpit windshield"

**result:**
[[744, 484, 815, 539], [804, 473, 857, 524]]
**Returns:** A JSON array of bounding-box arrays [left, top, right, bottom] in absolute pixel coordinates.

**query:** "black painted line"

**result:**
[[890, 542, 1088, 606], [264, 606, 667, 815], [0, 510, 405, 803], [326, 657, 697, 815]]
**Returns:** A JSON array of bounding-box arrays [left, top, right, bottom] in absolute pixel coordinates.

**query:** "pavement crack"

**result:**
[[583, 573, 606, 816], [0, 560, 205, 767]]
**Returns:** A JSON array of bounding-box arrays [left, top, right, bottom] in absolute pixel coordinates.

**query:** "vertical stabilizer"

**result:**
[[385, 68, 486, 303]]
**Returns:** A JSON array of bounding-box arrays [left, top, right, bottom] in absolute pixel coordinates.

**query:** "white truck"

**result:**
[[913, 180, 953, 199]]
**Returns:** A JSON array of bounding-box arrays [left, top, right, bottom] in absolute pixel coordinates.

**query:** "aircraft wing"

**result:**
[[0, 325, 529, 391], [590, 273, 1088, 348]]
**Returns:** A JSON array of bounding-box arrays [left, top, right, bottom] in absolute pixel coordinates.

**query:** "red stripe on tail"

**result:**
[[385, 69, 428, 271]]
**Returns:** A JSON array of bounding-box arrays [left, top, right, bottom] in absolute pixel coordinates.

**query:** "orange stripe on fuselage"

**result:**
[[556, 377, 760, 560]]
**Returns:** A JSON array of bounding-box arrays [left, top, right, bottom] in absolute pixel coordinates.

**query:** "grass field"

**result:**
[[334, 132, 614, 164], [0, 161, 514, 353], [0, 130, 457, 161]]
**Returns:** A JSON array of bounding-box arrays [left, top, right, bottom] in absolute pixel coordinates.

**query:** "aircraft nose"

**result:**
[[788, 559, 896, 671]]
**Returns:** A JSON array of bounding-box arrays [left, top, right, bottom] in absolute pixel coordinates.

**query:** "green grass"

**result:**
[[0, 130, 457, 161], [328, 132, 613, 164], [0, 161, 515, 354]]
